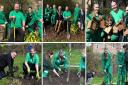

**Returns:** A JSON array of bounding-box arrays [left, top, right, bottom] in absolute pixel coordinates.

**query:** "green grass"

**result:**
[[89, 76, 121, 85], [70, 49, 82, 65]]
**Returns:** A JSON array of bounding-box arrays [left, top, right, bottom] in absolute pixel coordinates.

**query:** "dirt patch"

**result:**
[[43, 26, 85, 42], [7, 77, 41, 85], [43, 71, 80, 85]]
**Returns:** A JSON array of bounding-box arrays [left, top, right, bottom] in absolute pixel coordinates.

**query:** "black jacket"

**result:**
[[0, 53, 14, 74]]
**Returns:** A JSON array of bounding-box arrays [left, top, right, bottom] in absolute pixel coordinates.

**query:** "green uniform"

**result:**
[[51, 8, 57, 25], [35, 7, 43, 39], [0, 11, 6, 24], [73, 7, 80, 25], [79, 56, 85, 85], [86, 13, 105, 42], [9, 10, 25, 28], [43, 55, 53, 78], [124, 13, 128, 42], [110, 9, 125, 41], [79, 56, 85, 71], [25, 12, 35, 33], [25, 53, 39, 65], [116, 51, 126, 85], [101, 51, 112, 85], [63, 10, 71, 20], [52, 51, 69, 71], [44, 7, 51, 22]]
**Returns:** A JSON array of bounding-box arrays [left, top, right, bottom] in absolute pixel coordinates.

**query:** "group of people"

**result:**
[[86, 1, 128, 42], [101, 45, 128, 85], [0, 1, 43, 42], [43, 49, 85, 85], [44, 3, 85, 35], [0, 46, 40, 79]]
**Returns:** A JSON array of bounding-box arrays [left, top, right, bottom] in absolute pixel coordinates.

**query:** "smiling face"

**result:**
[[11, 52, 17, 59], [30, 48, 35, 56], [65, 6, 69, 11], [0, 5, 4, 11], [28, 7, 32, 13], [126, 7, 128, 14], [111, 1, 117, 11], [93, 4, 99, 13], [14, 3, 20, 11]]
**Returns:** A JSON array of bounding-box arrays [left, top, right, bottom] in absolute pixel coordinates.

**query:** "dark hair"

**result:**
[[28, 6, 32, 9], [11, 50, 18, 54], [46, 50, 53, 58]]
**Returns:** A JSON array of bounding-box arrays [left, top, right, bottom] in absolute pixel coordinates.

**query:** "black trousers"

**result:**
[[23, 63, 40, 76], [0, 67, 5, 79], [63, 20, 71, 33], [9, 28, 25, 42]]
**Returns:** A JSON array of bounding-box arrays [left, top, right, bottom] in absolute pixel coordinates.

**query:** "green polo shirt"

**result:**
[[110, 9, 125, 24], [63, 10, 71, 20], [9, 10, 25, 28], [0, 11, 6, 24], [25, 53, 39, 65]]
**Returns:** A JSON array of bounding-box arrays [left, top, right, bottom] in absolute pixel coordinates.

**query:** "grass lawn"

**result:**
[[89, 76, 121, 85]]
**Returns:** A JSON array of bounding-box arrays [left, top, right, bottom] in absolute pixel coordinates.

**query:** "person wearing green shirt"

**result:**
[[86, 3, 105, 42], [116, 47, 126, 85], [124, 6, 128, 42], [23, 48, 40, 79], [52, 49, 69, 72], [101, 48, 112, 85], [51, 4, 57, 26], [44, 4, 51, 22], [79, 55, 85, 85], [9, 3, 25, 42], [0, 5, 7, 40], [110, 1, 125, 42], [25, 7, 35, 33], [35, 0, 43, 39], [73, 3, 80, 25], [43, 50, 60, 78], [63, 6, 72, 34]]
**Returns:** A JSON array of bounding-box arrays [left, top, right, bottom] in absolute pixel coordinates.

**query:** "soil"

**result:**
[[43, 71, 80, 85], [43, 25, 85, 42]]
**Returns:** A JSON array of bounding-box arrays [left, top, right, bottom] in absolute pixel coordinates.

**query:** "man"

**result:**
[[124, 6, 128, 42], [44, 4, 51, 22], [52, 49, 69, 72], [86, 3, 105, 42], [0, 51, 17, 79], [101, 48, 112, 85], [110, 1, 125, 42], [73, 3, 80, 25], [23, 48, 40, 79], [63, 6, 71, 34], [43, 50, 60, 78], [51, 4, 57, 26], [36, 0, 43, 39], [0, 5, 7, 40], [123, 44, 128, 81], [116, 46, 126, 85], [79, 54, 85, 85], [78, 8, 85, 31], [25, 6, 35, 33], [9, 3, 25, 42]]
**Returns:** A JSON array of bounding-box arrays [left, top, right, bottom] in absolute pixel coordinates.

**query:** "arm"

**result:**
[[9, 11, 15, 20], [25, 53, 30, 72]]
